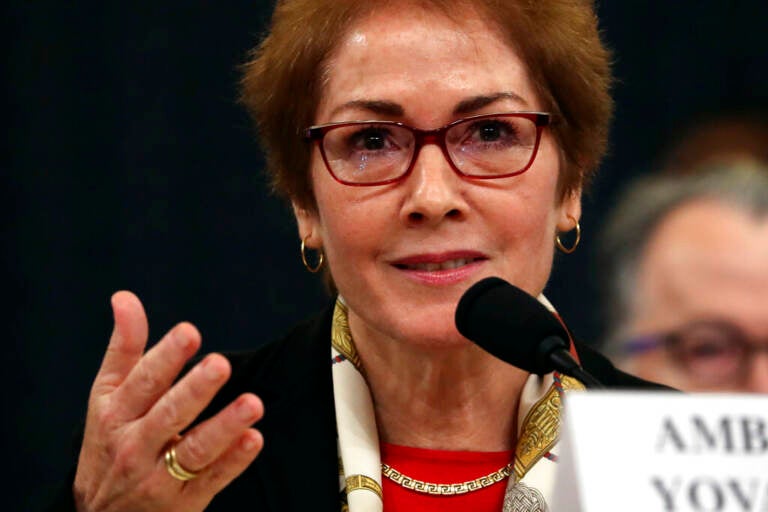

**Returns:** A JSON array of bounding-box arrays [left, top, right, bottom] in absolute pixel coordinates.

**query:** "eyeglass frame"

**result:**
[[620, 319, 768, 384], [303, 111, 551, 186]]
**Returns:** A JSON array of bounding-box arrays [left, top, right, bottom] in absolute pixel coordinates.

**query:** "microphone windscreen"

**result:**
[[455, 276, 569, 374]]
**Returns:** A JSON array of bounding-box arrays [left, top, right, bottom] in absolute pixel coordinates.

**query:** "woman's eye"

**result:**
[[349, 129, 392, 151], [478, 122, 505, 141], [467, 120, 519, 145]]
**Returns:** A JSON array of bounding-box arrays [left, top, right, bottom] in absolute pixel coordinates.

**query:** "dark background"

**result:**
[[5, 2, 767, 509]]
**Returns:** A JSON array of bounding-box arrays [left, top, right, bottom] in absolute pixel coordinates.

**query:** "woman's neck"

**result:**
[[349, 315, 529, 452]]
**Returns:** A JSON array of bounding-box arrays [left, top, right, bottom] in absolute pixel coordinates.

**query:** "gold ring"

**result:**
[[164, 444, 200, 482]]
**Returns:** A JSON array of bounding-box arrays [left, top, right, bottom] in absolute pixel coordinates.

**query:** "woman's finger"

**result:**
[[181, 428, 264, 502], [136, 353, 235, 455], [158, 391, 264, 472], [110, 321, 202, 421], [90, 291, 150, 398]]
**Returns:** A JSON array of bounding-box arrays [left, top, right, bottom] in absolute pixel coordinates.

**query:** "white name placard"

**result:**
[[552, 391, 768, 512]]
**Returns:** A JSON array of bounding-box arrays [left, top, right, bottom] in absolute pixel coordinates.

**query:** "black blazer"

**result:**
[[49, 303, 669, 511]]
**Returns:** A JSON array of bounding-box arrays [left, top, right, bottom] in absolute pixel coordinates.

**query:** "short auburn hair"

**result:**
[[241, 0, 613, 209]]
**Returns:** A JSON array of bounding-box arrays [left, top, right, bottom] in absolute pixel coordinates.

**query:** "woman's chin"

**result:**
[[394, 324, 474, 352]]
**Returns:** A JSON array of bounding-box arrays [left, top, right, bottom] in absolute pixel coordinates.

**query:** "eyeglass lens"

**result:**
[[667, 321, 762, 386], [321, 115, 540, 184]]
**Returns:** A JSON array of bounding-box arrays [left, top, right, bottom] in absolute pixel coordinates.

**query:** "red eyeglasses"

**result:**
[[304, 112, 550, 186]]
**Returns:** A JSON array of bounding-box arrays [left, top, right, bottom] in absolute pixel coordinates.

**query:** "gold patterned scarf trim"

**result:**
[[345, 474, 383, 498], [332, 299, 362, 370], [513, 375, 584, 479]]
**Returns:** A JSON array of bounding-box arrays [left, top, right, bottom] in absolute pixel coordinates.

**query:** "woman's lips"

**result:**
[[391, 252, 488, 283], [394, 257, 484, 271]]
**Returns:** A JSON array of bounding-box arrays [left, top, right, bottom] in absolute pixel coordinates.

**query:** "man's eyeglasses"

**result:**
[[304, 112, 550, 186], [622, 320, 768, 388]]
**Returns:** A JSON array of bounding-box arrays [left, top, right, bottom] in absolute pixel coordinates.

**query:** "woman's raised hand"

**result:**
[[73, 291, 264, 512]]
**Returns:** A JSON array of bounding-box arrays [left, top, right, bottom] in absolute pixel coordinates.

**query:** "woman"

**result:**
[[56, 1, 664, 511]]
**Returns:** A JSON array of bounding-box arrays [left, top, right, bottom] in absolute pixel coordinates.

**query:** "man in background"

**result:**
[[597, 162, 768, 392]]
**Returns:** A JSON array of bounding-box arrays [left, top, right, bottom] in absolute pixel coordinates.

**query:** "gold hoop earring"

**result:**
[[300, 236, 324, 273], [555, 215, 581, 254]]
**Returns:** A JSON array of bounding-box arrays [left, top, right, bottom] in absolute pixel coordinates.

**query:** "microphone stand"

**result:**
[[540, 336, 605, 389]]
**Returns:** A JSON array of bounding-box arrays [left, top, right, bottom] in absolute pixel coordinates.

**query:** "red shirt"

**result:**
[[380, 442, 514, 512]]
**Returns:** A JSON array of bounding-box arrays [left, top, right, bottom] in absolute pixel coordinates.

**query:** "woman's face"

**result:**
[[295, 6, 580, 349]]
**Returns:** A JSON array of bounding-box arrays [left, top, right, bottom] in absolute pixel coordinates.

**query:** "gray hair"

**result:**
[[597, 160, 768, 355]]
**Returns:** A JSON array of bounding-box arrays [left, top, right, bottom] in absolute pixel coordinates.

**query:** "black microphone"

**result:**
[[455, 276, 604, 388]]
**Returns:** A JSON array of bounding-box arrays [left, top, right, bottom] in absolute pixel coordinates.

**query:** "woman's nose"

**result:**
[[399, 145, 468, 226]]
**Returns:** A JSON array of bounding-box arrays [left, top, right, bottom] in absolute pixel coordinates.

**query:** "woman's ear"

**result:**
[[556, 188, 582, 232], [292, 201, 323, 247]]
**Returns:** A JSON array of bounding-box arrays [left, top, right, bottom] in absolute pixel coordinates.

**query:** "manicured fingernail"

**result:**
[[241, 433, 260, 451], [236, 397, 257, 420], [173, 329, 194, 351], [201, 356, 224, 379]]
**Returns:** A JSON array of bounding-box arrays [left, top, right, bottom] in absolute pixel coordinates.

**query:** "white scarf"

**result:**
[[330, 296, 585, 512]]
